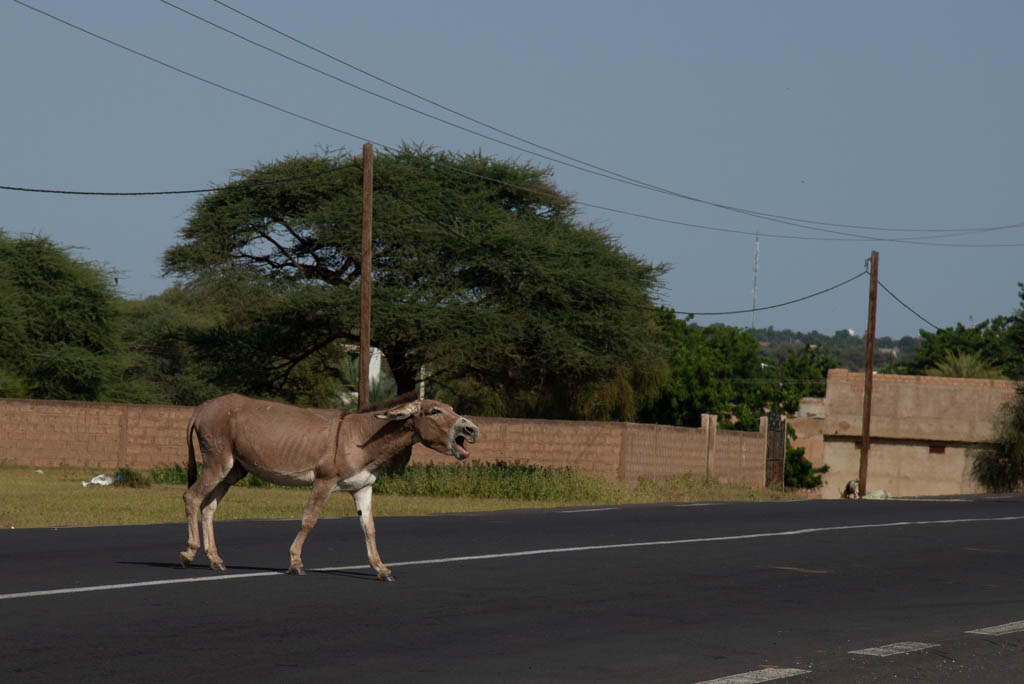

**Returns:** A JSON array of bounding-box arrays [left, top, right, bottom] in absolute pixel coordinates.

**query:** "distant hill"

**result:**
[[749, 326, 920, 372]]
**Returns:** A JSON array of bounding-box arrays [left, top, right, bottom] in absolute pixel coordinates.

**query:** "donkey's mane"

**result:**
[[357, 390, 422, 414]]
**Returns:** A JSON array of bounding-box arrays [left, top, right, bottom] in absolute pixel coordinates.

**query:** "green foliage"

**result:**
[[784, 426, 828, 489], [970, 387, 1024, 492], [638, 311, 838, 430], [160, 145, 668, 417], [113, 466, 151, 488], [908, 318, 1015, 378], [752, 326, 919, 372], [924, 349, 1006, 379], [373, 460, 622, 501], [0, 231, 129, 401], [146, 462, 274, 488]]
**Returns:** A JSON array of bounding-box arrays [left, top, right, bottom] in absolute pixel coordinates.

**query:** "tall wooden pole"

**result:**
[[358, 143, 374, 411], [858, 251, 879, 497]]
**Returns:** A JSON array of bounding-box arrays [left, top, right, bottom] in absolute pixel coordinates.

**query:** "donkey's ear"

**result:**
[[375, 401, 420, 421]]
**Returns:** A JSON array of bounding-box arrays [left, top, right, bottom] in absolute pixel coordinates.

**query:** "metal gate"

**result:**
[[765, 411, 786, 488]]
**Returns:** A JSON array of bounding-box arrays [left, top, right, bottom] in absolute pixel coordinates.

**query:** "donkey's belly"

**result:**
[[244, 463, 316, 487]]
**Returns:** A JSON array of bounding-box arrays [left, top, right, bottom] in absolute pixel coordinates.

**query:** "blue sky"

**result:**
[[3, 1, 1022, 339]]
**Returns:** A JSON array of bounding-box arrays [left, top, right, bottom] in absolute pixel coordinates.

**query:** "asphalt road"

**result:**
[[4, 496, 1024, 683]]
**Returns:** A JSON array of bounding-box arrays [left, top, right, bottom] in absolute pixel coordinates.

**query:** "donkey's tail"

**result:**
[[186, 413, 198, 487]]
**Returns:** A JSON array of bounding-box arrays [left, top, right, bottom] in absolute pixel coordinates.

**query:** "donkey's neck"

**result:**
[[348, 413, 416, 461]]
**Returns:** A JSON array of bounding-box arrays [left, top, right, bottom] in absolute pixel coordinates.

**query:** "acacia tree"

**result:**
[[162, 145, 668, 418], [0, 231, 126, 400]]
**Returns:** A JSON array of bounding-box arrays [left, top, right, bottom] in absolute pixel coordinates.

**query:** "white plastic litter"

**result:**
[[863, 489, 891, 500], [81, 474, 115, 487]]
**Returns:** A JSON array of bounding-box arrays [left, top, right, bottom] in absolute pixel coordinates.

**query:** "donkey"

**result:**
[[179, 393, 479, 581]]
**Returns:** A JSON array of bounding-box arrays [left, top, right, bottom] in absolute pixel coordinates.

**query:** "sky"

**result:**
[[2, 1, 1022, 340]]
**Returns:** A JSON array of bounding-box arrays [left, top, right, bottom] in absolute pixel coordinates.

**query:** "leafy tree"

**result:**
[[116, 287, 225, 405], [907, 318, 1015, 378], [0, 231, 127, 401], [923, 349, 1006, 379], [162, 145, 668, 418], [784, 425, 828, 489], [752, 326, 919, 372], [640, 313, 770, 429], [970, 387, 1024, 492]]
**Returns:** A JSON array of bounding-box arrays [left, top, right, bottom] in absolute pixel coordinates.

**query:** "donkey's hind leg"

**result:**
[[200, 462, 248, 571], [181, 451, 235, 569]]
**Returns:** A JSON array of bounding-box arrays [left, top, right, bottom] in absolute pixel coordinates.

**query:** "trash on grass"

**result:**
[[81, 474, 116, 487]]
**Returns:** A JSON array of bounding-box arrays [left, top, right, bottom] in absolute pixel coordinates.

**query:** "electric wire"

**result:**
[[11, 1, 1023, 247], [0, 164, 358, 196], [877, 280, 940, 330], [208, 0, 1024, 237], [670, 269, 868, 317]]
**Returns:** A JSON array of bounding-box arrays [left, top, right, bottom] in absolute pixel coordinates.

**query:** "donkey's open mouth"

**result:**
[[451, 422, 478, 460]]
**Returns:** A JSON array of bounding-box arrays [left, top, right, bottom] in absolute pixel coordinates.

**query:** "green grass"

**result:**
[[0, 462, 799, 529]]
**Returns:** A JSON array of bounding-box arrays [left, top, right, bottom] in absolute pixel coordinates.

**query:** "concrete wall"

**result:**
[[0, 398, 768, 487], [821, 438, 983, 499], [819, 369, 1016, 498], [824, 369, 1015, 443], [0, 398, 192, 469]]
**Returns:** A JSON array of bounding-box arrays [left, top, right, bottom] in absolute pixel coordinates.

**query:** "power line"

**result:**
[[11, 0, 374, 145], [206, 1, 1024, 237], [9, 1, 1024, 248], [0, 164, 357, 196], [876, 280, 940, 330], [670, 269, 867, 317], [13, 1, 1024, 248]]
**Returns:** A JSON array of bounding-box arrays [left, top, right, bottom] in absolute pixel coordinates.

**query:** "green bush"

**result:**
[[971, 387, 1024, 493], [113, 466, 151, 488]]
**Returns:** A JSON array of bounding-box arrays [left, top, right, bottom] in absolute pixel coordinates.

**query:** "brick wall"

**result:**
[[0, 399, 192, 469], [0, 398, 768, 486]]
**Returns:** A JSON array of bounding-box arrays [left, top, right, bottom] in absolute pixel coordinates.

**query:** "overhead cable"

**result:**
[[207, 0, 1024, 237], [670, 269, 868, 317], [876, 280, 940, 330], [11, 1, 1024, 247]]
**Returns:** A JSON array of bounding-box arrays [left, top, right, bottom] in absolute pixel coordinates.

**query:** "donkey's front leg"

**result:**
[[288, 477, 336, 576], [352, 485, 393, 582]]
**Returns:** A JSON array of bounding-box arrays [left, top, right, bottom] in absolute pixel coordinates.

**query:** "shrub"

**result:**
[[971, 387, 1024, 492], [113, 466, 151, 488]]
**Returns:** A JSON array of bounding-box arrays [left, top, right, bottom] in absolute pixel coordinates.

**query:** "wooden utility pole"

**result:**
[[358, 143, 374, 411], [858, 251, 879, 497]]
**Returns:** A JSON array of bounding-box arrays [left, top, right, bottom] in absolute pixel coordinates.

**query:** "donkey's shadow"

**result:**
[[117, 560, 377, 581]]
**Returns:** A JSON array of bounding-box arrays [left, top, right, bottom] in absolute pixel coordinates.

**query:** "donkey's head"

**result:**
[[376, 399, 479, 460]]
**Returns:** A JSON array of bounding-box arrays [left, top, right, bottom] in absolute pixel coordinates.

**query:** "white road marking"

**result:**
[[0, 570, 284, 601], [967, 620, 1024, 636], [693, 667, 809, 683], [850, 641, 938, 657], [2, 514, 1023, 602], [558, 507, 619, 514], [767, 566, 828, 574]]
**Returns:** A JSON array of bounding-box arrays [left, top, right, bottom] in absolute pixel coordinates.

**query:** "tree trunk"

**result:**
[[386, 351, 420, 397]]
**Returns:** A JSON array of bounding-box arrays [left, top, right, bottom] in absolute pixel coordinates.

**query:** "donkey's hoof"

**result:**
[[179, 552, 193, 569], [210, 561, 226, 572], [288, 564, 306, 576], [377, 570, 395, 582]]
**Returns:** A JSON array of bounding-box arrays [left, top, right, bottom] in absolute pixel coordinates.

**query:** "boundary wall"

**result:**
[[0, 398, 769, 488], [819, 369, 1016, 498]]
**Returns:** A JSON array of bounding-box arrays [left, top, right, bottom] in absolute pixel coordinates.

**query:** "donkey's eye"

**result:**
[[427, 408, 443, 416]]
